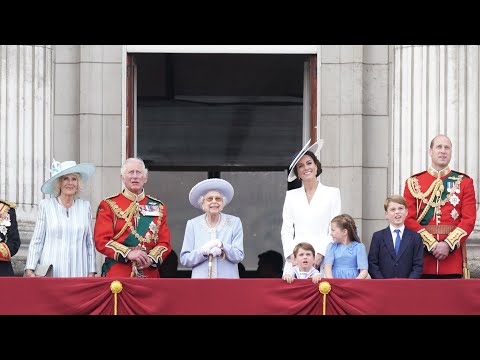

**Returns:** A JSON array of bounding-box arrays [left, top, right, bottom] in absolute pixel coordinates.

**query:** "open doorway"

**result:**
[[127, 52, 317, 274]]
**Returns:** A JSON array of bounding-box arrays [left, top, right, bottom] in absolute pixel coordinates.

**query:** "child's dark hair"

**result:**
[[331, 214, 361, 242]]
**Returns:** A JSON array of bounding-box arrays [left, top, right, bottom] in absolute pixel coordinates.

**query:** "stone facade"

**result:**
[[1, 45, 479, 276]]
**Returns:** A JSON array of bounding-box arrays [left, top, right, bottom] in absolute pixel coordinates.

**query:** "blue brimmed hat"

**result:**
[[41, 159, 96, 194], [287, 139, 324, 182], [189, 178, 234, 209]]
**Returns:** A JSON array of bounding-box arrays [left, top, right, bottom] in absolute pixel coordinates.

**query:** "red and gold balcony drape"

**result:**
[[1, 278, 479, 315]]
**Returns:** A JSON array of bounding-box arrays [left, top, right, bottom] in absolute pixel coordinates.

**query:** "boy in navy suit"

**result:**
[[368, 195, 423, 278]]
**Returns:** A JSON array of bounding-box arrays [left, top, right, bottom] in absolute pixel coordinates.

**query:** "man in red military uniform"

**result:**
[[94, 158, 172, 278], [403, 134, 477, 278], [0, 199, 21, 276]]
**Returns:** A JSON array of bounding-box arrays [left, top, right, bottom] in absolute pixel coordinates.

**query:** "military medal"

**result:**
[[451, 208, 459, 220], [0, 213, 11, 236], [450, 193, 460, 207], [446, 181, 454, 193], [142, 204, 160, 216]]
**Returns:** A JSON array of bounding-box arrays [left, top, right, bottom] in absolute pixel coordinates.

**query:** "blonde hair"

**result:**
[[52, 173, 84, 197], [384, 195, 407, 211]]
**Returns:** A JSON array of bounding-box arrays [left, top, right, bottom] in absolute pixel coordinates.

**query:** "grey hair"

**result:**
[[121, 157, 148, 177], [52, 173, 85, 198], [197, 191, 227, 209]]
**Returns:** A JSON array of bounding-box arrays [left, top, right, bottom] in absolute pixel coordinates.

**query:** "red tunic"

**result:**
[[94, 189, 172, 278], [403, 168, 476, 275]]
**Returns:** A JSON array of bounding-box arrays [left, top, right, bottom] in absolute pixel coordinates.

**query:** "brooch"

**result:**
[[0, 213, 11, 236], [450, 194, 460, 207], [451, 208, 459, 221]]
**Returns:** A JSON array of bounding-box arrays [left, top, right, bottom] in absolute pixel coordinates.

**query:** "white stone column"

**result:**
[[0, 45, 53, 273], [392, 45, 480, 274]]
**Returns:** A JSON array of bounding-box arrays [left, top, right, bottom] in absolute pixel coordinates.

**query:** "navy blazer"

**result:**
[[368, 226, 423, 279]]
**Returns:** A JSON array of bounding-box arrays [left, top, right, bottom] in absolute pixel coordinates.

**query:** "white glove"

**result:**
[[209, 246, 222, 257], [213, 239, 222, 248], [201, 240, 217, 256]]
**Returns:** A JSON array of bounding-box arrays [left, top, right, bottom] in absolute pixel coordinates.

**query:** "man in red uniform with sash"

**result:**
[[0, 199, 21, 276], [94, 158, 172, 277], [403, 135, 477, 278]]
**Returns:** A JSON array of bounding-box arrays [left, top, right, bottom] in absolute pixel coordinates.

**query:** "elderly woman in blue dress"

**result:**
[[24, 160, 97, 277], [180, 178, 244, 278]]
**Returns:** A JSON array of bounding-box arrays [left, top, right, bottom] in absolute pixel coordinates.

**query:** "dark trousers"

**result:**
[[421, 274, 462, 279]]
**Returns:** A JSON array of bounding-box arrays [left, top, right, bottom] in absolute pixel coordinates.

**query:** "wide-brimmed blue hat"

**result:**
[[41, 159, 96, 194], [287, 139, 324, 182], [189, 178, 234, 210]]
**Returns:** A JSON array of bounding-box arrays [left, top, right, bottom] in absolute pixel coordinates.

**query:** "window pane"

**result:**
[[137, 98, 302, 169]]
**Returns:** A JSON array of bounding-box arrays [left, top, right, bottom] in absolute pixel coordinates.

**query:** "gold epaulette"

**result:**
[[451, 170, 471, 179], [409, 170, 427, 179], [0, 200, 16, 209], [103, 193, 121, 201], [146, 195, 164, 205]]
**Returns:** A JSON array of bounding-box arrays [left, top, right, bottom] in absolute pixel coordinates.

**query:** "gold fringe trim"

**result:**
[[407, 175, 464, 223]]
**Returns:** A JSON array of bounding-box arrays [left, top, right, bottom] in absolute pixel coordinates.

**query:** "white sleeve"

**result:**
[[280, 191, 295, 260]]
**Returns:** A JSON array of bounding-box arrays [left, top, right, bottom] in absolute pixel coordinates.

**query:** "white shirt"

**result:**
[[389, 224, 405, 249]]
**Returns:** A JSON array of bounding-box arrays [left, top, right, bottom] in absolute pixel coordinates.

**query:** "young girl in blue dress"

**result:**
[[324, 214, 368, 279]]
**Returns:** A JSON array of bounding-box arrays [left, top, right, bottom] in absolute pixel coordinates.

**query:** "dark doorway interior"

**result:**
[[135, 53, 308, 270]]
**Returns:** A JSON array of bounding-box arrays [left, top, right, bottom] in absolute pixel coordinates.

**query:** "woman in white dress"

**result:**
[[180, 178, 244, 278], [24, 160, 97, 277], [281, 139, 341, 275]]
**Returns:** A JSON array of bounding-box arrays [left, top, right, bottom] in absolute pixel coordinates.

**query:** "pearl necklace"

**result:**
[[202, 213, 226, 233]]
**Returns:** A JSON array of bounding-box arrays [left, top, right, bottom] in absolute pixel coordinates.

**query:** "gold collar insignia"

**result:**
[[428, 166, 451, 179], [123, 188, 145, 202]]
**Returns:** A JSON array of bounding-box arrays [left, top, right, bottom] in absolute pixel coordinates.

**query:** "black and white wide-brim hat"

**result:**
[[287, 139, 324, 182], [41, 159, 96, 194]]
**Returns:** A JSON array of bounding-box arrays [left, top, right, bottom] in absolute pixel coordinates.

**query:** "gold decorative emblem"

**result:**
[[451, 208, 459, 221], [407, 174, 464, 223], [450, 194, 460, 207]]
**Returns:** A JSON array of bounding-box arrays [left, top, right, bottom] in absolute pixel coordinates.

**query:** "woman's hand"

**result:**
[[23, 269, 35, 277], [314, 253, 324, 269], [201, 239, 218, 256], [209, 246, 222, 257]]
